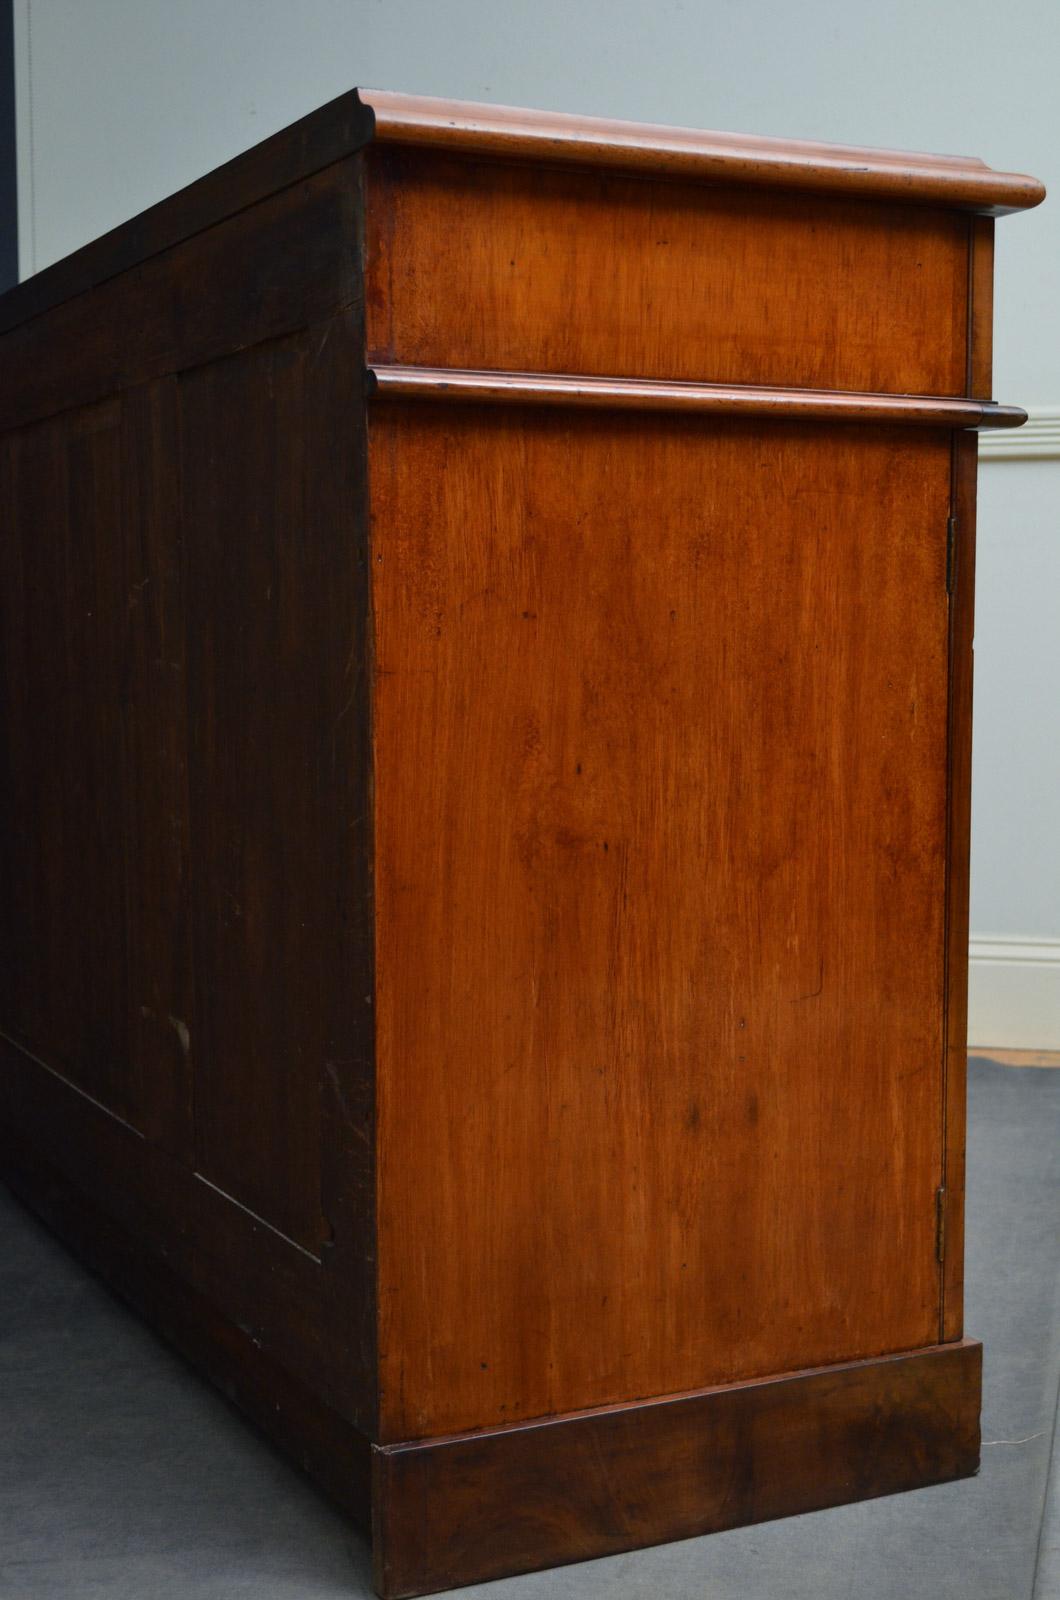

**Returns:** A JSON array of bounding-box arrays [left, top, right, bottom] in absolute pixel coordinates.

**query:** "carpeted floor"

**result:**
[[1, 1057, 1057, 1599]]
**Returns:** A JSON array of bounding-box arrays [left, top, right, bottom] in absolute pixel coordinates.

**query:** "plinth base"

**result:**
[[373, 1338, 981, 1596], [1, 1133, 980, 1599]]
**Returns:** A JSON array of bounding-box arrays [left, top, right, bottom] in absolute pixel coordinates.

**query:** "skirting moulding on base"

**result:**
[[0, 89, 1045, 1596]]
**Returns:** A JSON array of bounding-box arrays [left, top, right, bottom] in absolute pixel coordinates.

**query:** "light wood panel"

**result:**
[[371, 404, 953, 1440], [365, 149, 971, 397]]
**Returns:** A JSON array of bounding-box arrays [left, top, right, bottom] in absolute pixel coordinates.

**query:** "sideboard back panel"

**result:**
[[179, 326, 360, 1256], [0, 402, 130, 1119], [0, 204, 377, 1414]]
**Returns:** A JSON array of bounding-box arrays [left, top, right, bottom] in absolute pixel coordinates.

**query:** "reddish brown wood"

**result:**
[[371, 404, 952, 1440], [373, 1339, 983, 1598], [362, 88, 1042, 214], [0, 84, 1039, 345], [368, 363, 1026, 427], [365, 149, 974, 396], [0, 87, 1040, 1598]]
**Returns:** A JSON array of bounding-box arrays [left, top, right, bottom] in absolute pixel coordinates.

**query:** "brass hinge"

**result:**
[[946, 516, 958, 594], [936, 1186, 947, 1264]]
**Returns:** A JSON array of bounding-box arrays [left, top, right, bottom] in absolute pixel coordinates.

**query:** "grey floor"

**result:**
[[1, 1057, 1058, 1600]]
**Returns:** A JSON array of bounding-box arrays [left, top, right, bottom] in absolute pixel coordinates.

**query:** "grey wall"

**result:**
[[0, 1, 16, 289], [973, 460, 1060, 939], [11, 1, 1060, 1005]]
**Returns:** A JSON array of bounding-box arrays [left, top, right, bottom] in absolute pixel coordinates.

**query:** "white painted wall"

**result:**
[[12, 0, 1060, 1042]]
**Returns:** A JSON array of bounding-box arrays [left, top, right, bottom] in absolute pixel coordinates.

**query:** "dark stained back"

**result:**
[[0, 405, 129, 1116], [0, 149, 375, 1404]]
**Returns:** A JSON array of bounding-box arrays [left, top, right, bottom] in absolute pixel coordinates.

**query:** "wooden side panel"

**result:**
[[371, 405, 953, 1441], [179, 316, 371, 1259], [0, 404, 132, 1120], [365, 150, 970, 396]]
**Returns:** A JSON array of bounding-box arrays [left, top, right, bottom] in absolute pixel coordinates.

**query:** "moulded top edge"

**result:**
[[359, 89, 1046, 217], [0, 86, 1044, 340]]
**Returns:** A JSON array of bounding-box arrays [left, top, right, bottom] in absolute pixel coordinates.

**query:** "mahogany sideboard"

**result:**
[[0, 91, 1045, 1596]]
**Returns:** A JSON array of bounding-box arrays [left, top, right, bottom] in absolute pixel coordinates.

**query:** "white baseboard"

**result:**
[[978, 407, 1060, 460], [968, 936, 1060, 1050]]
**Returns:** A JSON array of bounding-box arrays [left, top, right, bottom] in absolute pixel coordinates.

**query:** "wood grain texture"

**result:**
[[176, 304, 376, 1392], [362, 88, 1043, 215], [371, 403, 953, 1441], [373, 1339, 983, 1598], [119, 378, 196, 1160], [365, 149, 972, 396], [368, 364, 1026, 428], [180, 322, 361, 1256], [0, 403, 132, 1120]]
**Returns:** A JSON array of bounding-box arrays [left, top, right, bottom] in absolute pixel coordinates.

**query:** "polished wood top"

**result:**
[[362, 90, 1046, 216]]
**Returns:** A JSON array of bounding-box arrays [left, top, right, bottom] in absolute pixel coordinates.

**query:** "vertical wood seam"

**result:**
[[939, 432, 959, 1338]]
